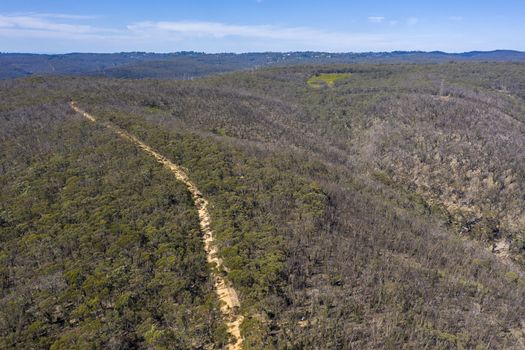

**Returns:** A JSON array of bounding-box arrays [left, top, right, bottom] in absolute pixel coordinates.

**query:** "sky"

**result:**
[[0, 0, 523, 53]]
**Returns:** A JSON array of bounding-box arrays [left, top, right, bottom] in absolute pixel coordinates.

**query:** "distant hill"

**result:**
[[1, 50, 524, 79]]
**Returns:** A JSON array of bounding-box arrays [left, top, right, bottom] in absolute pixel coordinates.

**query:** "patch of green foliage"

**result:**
[[307, 72, 352, 88]]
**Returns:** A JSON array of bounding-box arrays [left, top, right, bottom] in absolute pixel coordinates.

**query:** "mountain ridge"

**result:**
[[1, 50, 524, 80]]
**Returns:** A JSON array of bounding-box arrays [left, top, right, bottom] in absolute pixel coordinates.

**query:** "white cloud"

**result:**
[[368, 16, 385, 24], [0, 13, 511, 53], [126, 20, 388, 49], [128, 21, 335, 41], [0, 15, 94, 33], [0, 14, 118, 35], [0, 14, 392, 52]]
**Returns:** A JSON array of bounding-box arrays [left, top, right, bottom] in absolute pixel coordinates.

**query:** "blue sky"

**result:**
[[0, 0, 523, 53]]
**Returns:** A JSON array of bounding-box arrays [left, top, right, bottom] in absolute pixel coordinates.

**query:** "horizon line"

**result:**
[[1, 49, 524, 55]]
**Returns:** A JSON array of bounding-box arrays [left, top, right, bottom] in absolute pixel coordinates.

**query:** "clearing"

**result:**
[[307, 72, 352, 88]]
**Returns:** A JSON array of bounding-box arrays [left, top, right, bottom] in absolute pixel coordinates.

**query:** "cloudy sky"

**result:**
[[0, 0, 523, 53]]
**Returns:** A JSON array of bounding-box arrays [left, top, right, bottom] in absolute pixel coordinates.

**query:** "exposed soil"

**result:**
[[70, 102, 244, 350]]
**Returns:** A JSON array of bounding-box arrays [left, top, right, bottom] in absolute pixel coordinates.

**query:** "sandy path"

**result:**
[[70, 102, 244, 350]]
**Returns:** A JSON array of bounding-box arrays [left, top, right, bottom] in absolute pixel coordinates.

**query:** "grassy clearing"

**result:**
[[307, 72, 352, 88]]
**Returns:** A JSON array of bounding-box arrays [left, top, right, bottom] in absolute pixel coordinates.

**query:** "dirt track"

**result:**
[[70, 102, 244, 350]]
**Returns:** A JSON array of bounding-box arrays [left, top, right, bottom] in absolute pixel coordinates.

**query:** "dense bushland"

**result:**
[[2, 62, 525, 348], [0, 105, 226, 349]]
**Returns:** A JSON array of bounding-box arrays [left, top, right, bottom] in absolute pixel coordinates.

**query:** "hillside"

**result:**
[[1, 50, 525, 80], [2, 62, 525, 349]]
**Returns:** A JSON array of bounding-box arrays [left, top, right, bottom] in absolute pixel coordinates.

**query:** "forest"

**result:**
[[2, 61, 525, 349], [1, 50, 524, 80]]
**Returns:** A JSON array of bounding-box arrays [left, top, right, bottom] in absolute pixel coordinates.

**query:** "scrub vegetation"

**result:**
[[2, 61, 525, 349]]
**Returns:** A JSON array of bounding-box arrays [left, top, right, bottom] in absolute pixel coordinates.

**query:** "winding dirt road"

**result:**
[[70, 102, 244, 350]]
